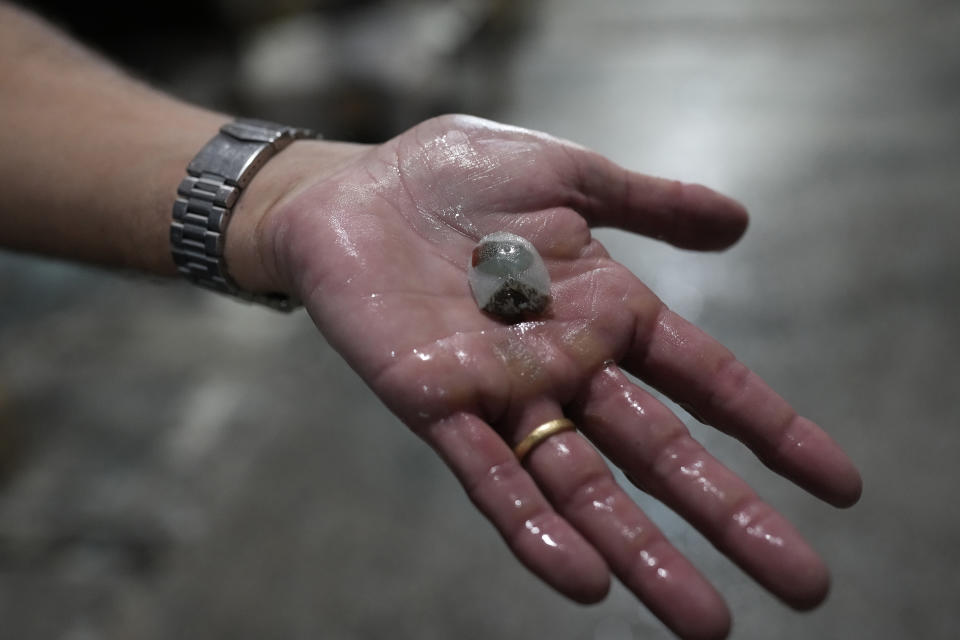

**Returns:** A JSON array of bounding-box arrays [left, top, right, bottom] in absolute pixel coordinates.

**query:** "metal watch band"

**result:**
[[171, 118, 317, 311]]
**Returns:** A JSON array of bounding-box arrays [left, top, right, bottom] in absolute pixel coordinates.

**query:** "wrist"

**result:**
[[223, 138, 368, 298]]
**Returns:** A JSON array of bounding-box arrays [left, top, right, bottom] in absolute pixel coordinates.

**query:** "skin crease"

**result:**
[[251, 115, 863, 640]]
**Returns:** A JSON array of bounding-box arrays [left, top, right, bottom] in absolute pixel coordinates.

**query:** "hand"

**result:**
[[255, 115, 862, 640]]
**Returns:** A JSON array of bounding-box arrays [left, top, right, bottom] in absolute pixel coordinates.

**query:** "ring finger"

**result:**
[[510, 399, 731, 640]]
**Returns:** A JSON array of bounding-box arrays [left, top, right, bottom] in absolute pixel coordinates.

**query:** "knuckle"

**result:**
[[648, 434, 703, 493], [558, 469, 620, 516], [463, 457, 525, 506], [723, 495, 775, 548], [707, 354, 752, 415], [507, 506, 557, 550]]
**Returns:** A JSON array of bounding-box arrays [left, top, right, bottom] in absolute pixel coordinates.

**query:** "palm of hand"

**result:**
[[284, 117, 659, 420], [270, 116, 861, 640]]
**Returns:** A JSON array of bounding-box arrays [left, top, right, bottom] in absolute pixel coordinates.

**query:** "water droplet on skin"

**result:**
[[592, 499, 613, 513], [468, 232, 551, 321]]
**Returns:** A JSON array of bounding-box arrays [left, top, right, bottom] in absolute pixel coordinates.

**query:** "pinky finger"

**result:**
[[422, 412, 611, 603]]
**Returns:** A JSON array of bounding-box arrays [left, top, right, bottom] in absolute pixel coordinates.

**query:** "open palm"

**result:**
[[267, 115, 861, 640]]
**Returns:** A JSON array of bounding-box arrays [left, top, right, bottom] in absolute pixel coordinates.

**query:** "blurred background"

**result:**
[[1, 0, 958, 638]]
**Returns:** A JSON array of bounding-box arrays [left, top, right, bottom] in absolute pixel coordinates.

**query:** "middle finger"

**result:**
[[573, 362, 830, 609]]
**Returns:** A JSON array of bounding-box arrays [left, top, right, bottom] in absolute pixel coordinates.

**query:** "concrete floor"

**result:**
[[1, 0, 958, 638]]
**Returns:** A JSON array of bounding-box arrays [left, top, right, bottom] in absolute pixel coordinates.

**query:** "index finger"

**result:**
[[623, 308, 863, 508]]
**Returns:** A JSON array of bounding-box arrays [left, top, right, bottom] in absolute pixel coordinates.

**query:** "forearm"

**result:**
[[0, 3, 363, 295], [0, 3, 232, 275]]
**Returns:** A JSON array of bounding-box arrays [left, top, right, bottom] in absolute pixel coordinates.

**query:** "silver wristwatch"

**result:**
[[171, 118, 317, 311]]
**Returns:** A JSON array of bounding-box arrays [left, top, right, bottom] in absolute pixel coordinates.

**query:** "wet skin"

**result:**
[[260, 115, 862, 640]]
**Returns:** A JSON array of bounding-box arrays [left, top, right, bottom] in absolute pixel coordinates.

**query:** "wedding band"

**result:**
[[513, 418, 576, 461]]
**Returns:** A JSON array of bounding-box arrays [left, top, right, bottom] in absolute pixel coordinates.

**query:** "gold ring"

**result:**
[[513, 418, 576, 461]]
